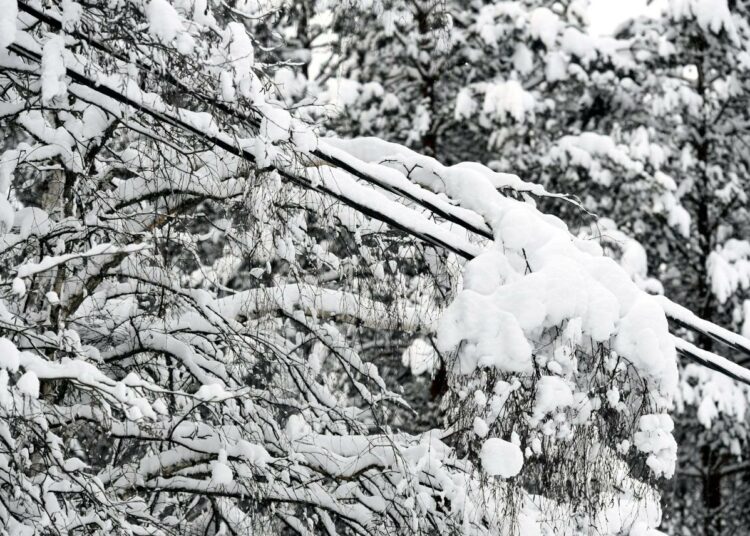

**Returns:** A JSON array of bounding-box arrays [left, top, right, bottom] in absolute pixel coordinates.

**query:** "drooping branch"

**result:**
[[12, 0, 750, 388], [6, 21, 750, 390]]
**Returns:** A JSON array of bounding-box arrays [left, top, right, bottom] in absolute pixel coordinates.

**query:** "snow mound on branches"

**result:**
[[325, 136, 679, 479]]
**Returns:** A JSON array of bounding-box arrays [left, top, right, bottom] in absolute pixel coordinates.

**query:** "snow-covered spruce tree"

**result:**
[[620, 6, 750, 534], [0, 0, 727, 535], [512, 3, 750, 533], [305, 1, 627, 168]]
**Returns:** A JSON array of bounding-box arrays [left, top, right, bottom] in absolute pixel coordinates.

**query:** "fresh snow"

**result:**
[[146, 0, 184, 43], [480, 437, 524, 478], [41, 34, 66, 103], [1, 2, 749, 535], [0, 0, 17, 50], [16, 370, 40, 398]]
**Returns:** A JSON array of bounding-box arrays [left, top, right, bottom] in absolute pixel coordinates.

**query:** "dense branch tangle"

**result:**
[[0, 10, 452, 536], [0, 2, 748, 536], [10, 0, 750, 385], [10, 2, 750, 383], [0, 2, 500, 534]]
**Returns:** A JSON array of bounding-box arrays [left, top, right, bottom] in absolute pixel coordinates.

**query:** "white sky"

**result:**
[[588, 0, 664, 35]]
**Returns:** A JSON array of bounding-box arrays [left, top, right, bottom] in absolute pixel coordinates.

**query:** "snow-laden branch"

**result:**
[[10, 0, 748, 391], [216, 283, 438, 332], [10, 40, 483, 264], [15, 243, 148, 278]]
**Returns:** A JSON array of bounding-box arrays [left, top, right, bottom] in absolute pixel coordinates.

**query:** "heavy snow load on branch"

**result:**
[[0, 1, 743, 535]]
